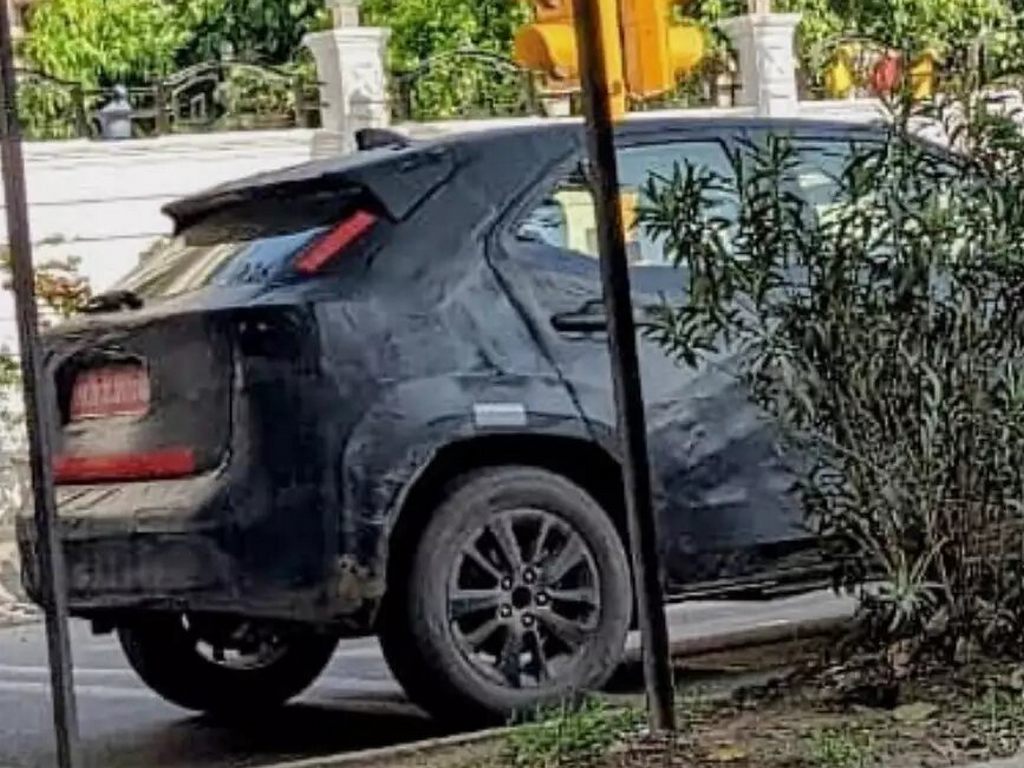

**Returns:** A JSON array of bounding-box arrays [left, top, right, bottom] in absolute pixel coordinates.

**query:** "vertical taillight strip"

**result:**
[[295, 210, 378, 275]]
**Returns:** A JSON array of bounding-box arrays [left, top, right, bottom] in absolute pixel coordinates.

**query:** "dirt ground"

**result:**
[[607, 657, 1024, 768], [369, 651, 1024, 768]]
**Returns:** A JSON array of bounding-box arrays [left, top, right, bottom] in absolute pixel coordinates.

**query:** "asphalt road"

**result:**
[[0, 591, 856, 768]]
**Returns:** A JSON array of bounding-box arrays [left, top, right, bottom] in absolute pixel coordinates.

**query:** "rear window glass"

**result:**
[[114, 192, 358, 300]]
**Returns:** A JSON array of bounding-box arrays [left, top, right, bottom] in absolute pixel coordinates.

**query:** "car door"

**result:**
[[494, 130, 809, 596]]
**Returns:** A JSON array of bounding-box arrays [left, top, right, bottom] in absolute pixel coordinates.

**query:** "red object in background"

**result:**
[[295, 210, 378, 274], [870, 52, 903, 95], [69, 364, 150, 421], [54, 448, 196, 484]]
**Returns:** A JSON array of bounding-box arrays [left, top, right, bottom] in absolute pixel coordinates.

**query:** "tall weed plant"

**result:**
[[638, 68, 1024, 658]]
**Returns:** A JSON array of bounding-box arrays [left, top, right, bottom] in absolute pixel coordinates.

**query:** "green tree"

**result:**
[[362, 0, 530, 120], [840, 0, 1010, 53], [362, 0, 528, 69], [173, 0, 329, 65], [694, 0, 1013, 69], [22, 0, 190, 86]]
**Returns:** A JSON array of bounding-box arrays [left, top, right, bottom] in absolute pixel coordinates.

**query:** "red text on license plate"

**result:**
[[70, 365, 151, 422]]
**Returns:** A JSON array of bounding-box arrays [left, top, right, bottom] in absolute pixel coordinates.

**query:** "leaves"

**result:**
[[363, 0, 530, 120], [23, 0, 191, 87], [363, 0, 527, 68], [642, 74, 1024, 658], [173, 0, 329, 65]]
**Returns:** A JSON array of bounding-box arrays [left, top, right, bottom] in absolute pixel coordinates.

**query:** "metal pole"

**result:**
[[0, 2, 81, 766], [570, 0, 676, 732]]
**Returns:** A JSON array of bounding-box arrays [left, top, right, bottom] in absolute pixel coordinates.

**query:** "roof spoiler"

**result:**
[[355, 128, 412, 151]]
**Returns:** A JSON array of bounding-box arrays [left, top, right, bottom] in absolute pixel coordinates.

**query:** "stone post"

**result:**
[[304, 0, 391, 157], [7, 0, 24, 42], [719, 1, 801, 118]]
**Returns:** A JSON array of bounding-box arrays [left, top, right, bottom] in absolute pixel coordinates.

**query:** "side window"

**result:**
[[794, 141, 858, 222], [516, 141, 736, 266]]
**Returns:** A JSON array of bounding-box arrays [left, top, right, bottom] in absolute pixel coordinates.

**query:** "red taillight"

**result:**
[[54, 448, 197, 484], [295, 210, 378, 275]]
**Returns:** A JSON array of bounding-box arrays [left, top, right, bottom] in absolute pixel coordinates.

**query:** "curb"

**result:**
[[254, 726, 511, 768]]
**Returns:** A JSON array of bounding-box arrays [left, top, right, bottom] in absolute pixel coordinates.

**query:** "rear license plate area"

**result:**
[[69, 364, 151, 422]]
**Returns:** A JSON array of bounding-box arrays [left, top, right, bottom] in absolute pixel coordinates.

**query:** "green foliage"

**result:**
[[972, 688, 1024, 756], [0, 356, 18, 392], [841, 0, 1011, 53], [16, 79, 83, 140], [638, 77, 1024, 656], [210, 64, 300, 129], [364, 0, 531, 121], [806, 726, 876, 768], [694, 0, 1016, 80], [363, 0, 528, 69], [22, 0, 190, 86], [0, 251, 92, 323], [173, 0, 330, 65], [503, 698, 643, 768], [392, 54, 536, 120]]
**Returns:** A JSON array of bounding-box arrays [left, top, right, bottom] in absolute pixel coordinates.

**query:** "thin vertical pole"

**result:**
[[571, 0, 676, 732], [0, 1, 81, 765]]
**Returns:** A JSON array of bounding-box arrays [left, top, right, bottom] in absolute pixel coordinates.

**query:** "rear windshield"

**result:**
[[114, 191, 359, 300]]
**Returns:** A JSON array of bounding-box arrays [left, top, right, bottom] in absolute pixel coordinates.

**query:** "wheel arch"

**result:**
[[383, 433, 627, 596]]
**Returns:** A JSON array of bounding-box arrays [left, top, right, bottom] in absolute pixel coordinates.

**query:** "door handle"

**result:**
[[551, 300, 607, 334], [552, 311, 608, 334]]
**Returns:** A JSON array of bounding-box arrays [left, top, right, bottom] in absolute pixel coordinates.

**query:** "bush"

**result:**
[[22, 0, 190, 87], [638, 79, 1024, 658], [16, 80, 83, 141], [364, 0, 531, 121], [173, 0, 329, 66]]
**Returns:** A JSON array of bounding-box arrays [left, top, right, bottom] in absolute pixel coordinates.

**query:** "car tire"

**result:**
[[380, 466, 632, 725], [118, 614, 338, 715]]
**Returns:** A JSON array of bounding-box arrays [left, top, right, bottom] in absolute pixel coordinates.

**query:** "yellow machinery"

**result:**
[[514, 0, 705, 118]]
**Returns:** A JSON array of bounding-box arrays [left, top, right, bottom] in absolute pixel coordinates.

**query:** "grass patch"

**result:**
[[503, 697, 644, 768], [970, 688, 1024, 758], [806, 725, 876, 768], [477, 659, 1024, 768]]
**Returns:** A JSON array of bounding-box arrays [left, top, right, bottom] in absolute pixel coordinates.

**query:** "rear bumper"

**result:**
[[15, 472, 376, 629]]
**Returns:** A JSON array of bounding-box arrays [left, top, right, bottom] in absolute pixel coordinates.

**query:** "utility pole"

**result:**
[[571, 0, 676, 732], [0, 1, 81, 765]]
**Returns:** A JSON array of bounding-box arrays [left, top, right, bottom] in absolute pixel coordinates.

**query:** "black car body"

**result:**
[[16, 116, 882, 719]]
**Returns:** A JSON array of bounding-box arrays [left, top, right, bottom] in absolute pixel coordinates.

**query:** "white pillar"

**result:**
[[719, 12, 802, 118], [7, 0, 25, 41], [304, 0, 391, 157]]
